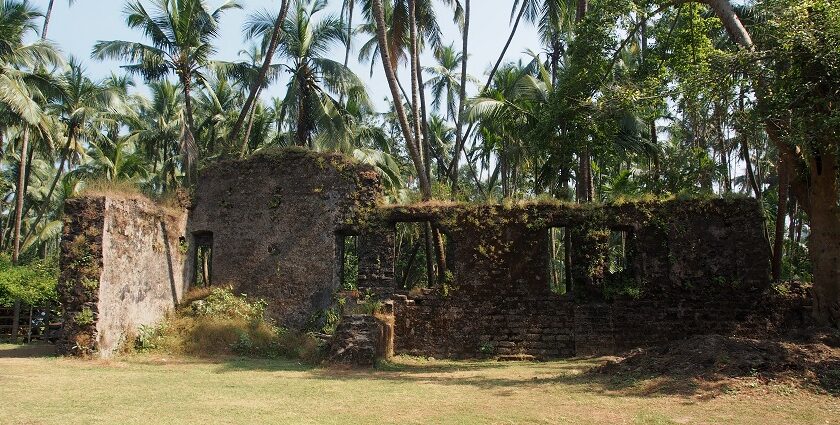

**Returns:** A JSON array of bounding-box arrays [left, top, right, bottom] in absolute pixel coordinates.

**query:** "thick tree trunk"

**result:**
[[234, 0, 291, 152], [12, 128, 29, 265], [370, 0, 431, 199]]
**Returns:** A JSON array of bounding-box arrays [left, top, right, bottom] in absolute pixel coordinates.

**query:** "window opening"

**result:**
[[339, 234, 359, 290], [394, 222, 450, 290], [548, 227, 572, 294], [193, 231, 213, 287]]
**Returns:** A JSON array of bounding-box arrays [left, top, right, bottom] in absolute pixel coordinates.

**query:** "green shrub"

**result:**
[[186, 286, 268, 322], [0, 254, 59, 307], [136, 287, 325, 362]]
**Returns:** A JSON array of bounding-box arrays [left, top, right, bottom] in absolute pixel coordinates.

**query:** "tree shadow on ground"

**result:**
[[211, 334, 840, 398], [0, 343, 57, 358], [212, 355, 707, 398]]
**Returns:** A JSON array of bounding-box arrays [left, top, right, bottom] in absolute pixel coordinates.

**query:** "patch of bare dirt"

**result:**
[[594, 330, 840, 395]]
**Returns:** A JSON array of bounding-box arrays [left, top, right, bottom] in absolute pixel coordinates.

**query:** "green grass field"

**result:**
[[0, 344, 836, 425]]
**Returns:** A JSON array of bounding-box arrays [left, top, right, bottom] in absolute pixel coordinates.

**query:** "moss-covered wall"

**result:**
[[57, 196, 188, 357], [59, 150, 771, 359], [368, 198, 770, 358], [187, 148, 383, 328]]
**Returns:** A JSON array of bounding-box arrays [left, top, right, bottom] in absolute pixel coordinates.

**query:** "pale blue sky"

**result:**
[[42, 0, 543, 110]]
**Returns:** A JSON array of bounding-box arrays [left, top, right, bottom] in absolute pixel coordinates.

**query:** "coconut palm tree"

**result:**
[[42, 0, 78, 39], [245, 0, 370, 149], [126, 80, 183, 192], [21, 58, 125, 247], [424, 44, 475, 122], [92, 0, 241, 184], [0, 0, 62, 264]]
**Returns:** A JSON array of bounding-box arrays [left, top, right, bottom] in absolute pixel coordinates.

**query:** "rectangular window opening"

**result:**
[[548, 227, 572, 295], [608, 229, 631, 276], [394, 222, 450, 290], [193, 231, 213, 288], [339, 234, 359, 290]]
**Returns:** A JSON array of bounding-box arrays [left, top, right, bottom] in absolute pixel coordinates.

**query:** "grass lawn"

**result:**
[[0, 344, 837, 425]]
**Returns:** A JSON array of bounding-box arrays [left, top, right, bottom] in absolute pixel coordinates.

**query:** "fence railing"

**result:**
[[0, 301, 61, 343]]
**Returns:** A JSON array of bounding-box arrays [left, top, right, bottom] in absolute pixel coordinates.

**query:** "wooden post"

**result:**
[[11, 300, 20, 342]]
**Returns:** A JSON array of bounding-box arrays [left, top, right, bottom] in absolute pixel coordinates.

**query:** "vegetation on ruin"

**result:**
[[133, 287, 324, 361], [0, 0, 838, 324], [1, 344, 838, 424]]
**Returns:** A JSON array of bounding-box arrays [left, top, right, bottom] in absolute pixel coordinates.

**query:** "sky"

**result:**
[[42, 0, 544, 110]]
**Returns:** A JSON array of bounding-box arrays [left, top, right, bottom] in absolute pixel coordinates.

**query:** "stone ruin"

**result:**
[[57, 148, 771, 361]]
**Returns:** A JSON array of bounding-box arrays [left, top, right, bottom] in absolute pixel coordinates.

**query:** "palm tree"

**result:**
[[69, 137, 150, 184], [369, 0, 429, 198], [227, 0, 291, 147], [0, 0, 61, 264], [42, 0, 77, 39], [127, 80, 183, 192], [220, 42, 284, 156], [92, 0, 241, 184], [425, 44, 473, 121], [22, 58, 122, 247], [245, 0, 370, 149]]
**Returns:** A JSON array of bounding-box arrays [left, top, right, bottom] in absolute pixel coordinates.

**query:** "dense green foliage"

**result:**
[[0, 254, 58, 306]]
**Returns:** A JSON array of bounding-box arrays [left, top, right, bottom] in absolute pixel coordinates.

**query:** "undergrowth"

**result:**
[[134, 286, 323, 362]]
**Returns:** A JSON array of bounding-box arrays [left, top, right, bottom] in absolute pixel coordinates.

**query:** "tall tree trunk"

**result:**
[[22, 125, 77, 245], [234, 0, 292, 153], [181, 71, 198, 186], [651, 121, 661, 194], [343, 0, 354, 68], [339, 0, 355, 106], [772, 151, 790, 282], [370, 0, 431, 199], [484, 0, 527, 93], [449, 0, 470, 194], [409, 0, 423, 169], [243, 87, 262, 153], [12, 128, 29, 265], [42, 0, 56, 39], [575, 0, 593, 203], [788, 197, 797, 249], [416, 51, 432, 180]]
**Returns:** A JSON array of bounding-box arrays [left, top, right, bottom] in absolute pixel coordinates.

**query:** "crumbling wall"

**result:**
[[57, 197, 106, 356], [97, 198, 188, 357], [58, 195, 188, 357], [188, 148, 383, 328], [378, 198, 770, 358]]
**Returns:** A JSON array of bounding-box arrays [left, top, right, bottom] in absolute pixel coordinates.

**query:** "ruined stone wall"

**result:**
[[188, 149, 383, 328], [378, 199, 770, 358], [97, 198, 188, 357], [58, 195, 188, 357]]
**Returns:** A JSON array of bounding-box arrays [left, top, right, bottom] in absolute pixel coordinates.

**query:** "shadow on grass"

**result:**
[[211, 354, 703, 397], [0, 343, 57, 358], [210, 350, 839, 398]]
